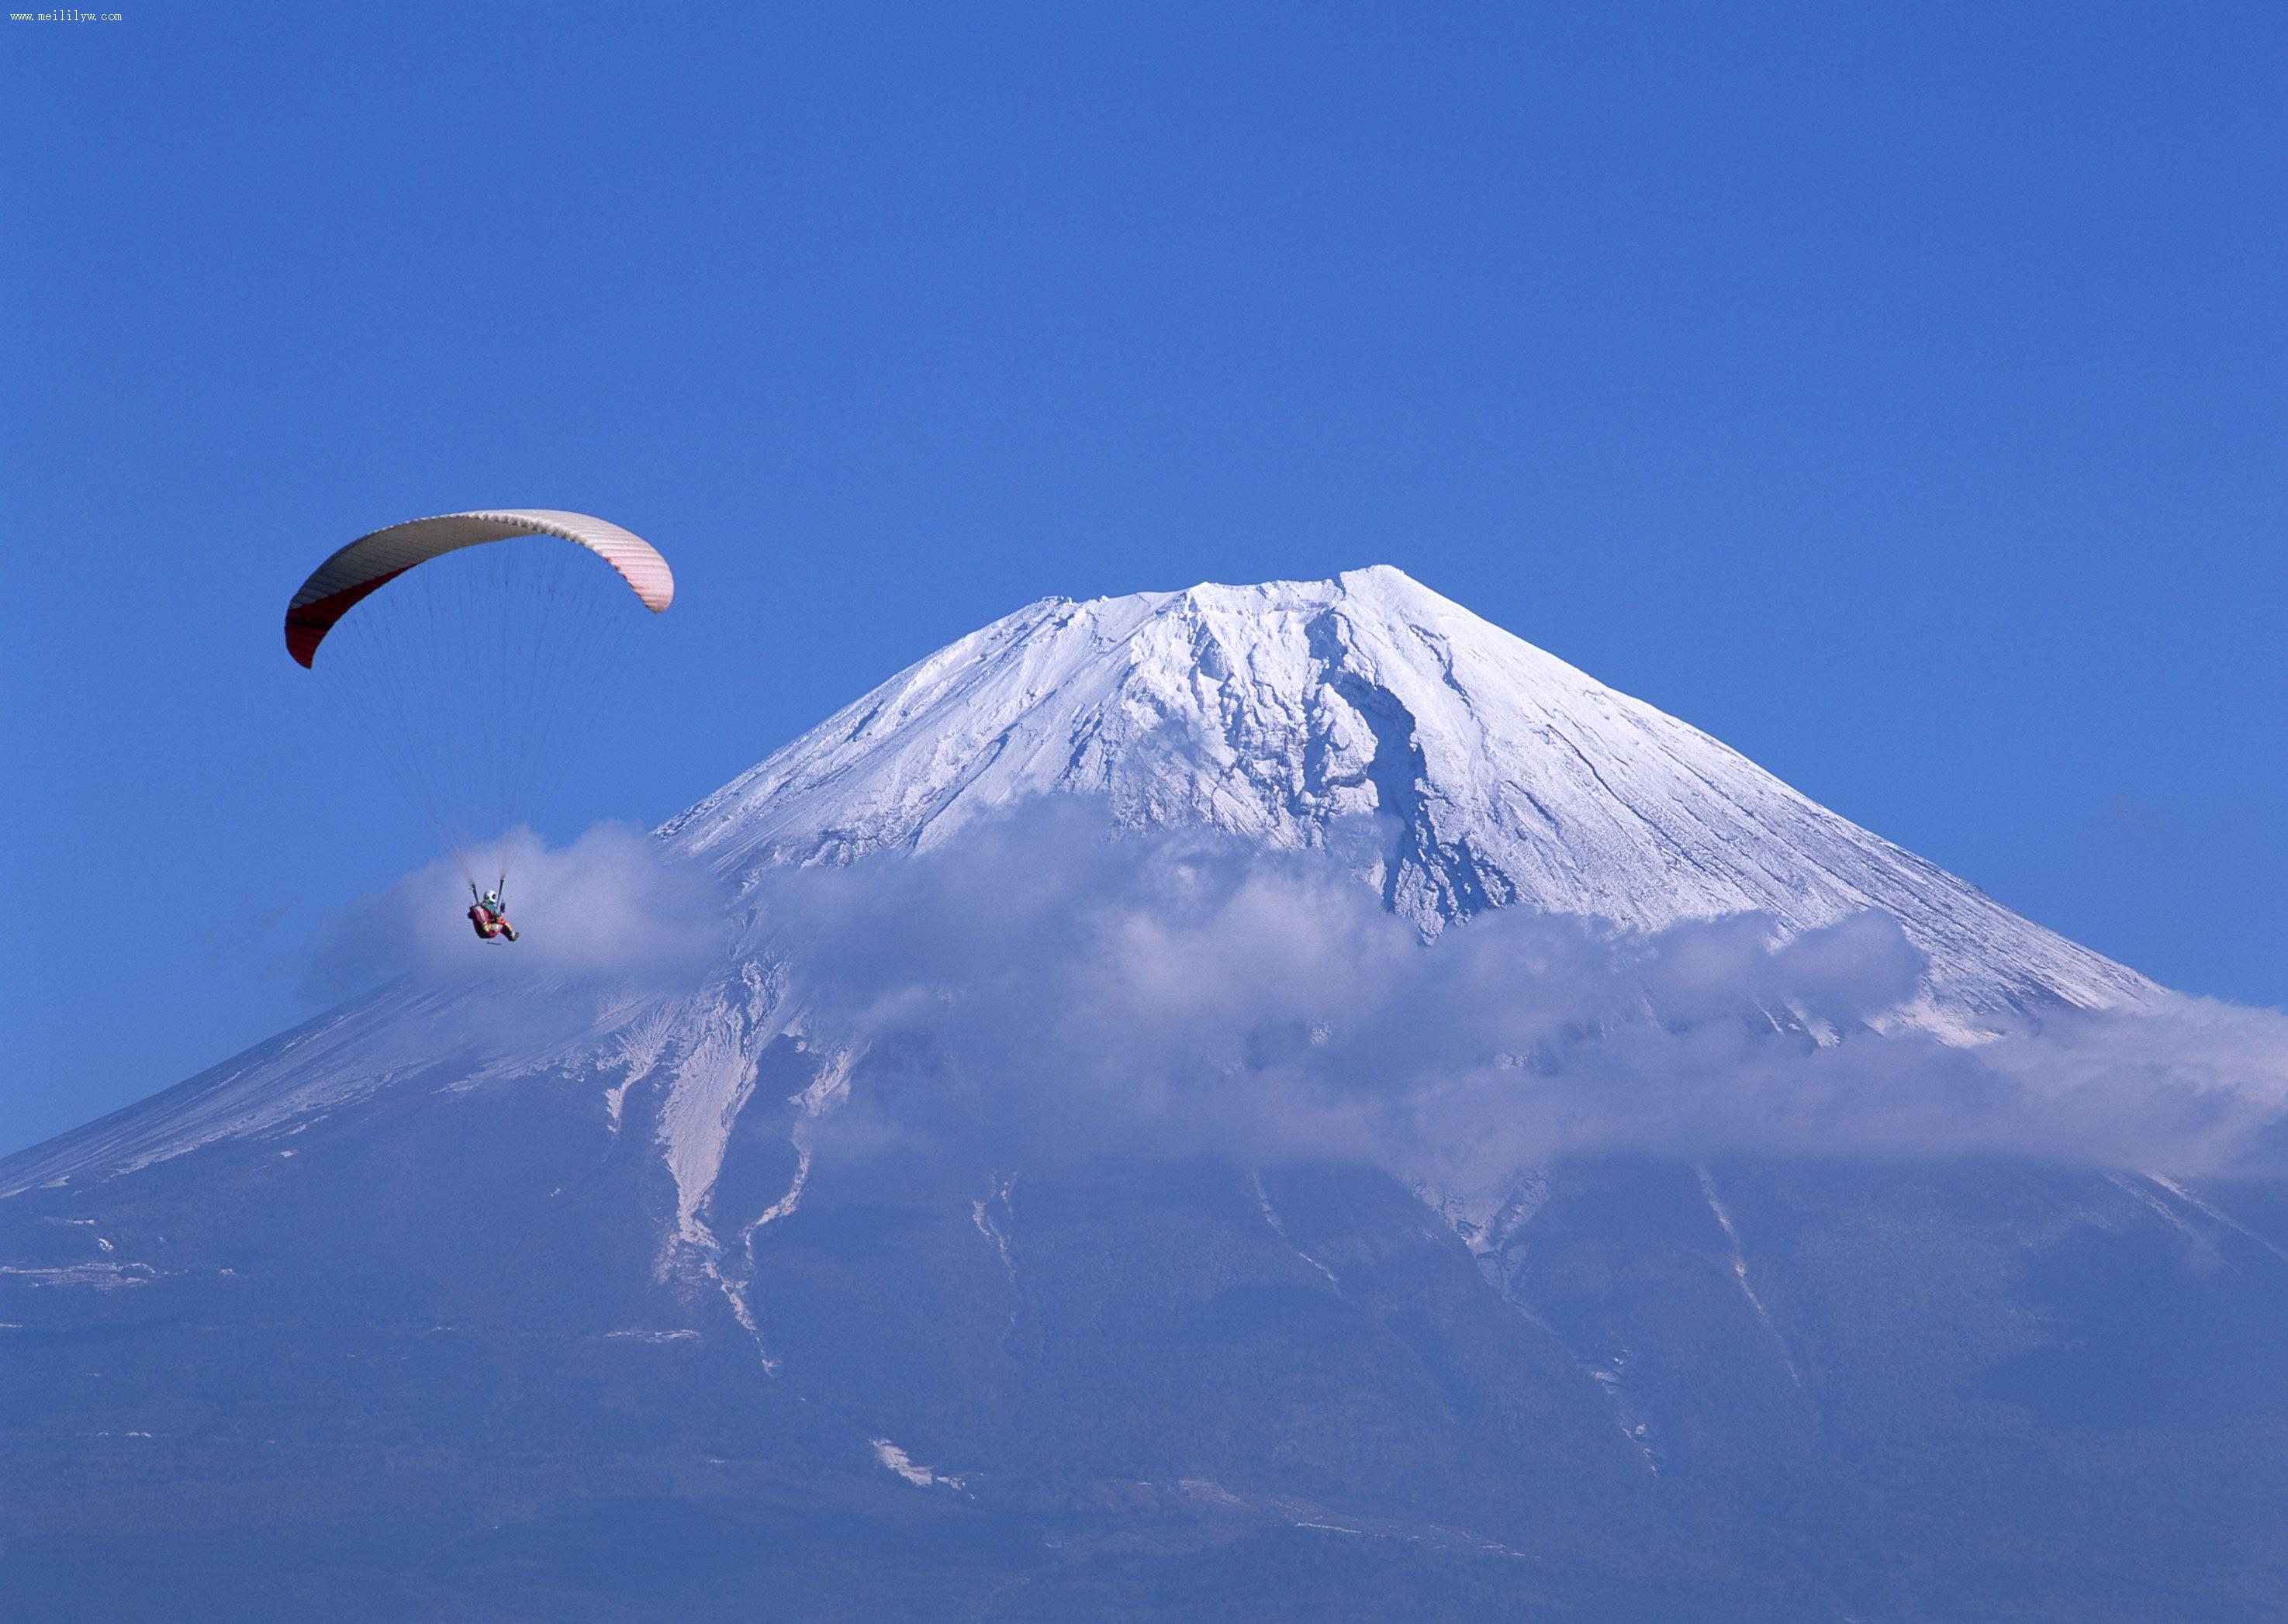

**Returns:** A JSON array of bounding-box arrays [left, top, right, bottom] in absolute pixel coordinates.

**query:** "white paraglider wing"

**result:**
[[284, 510, 675, 891], [285, 509, 672, 668]]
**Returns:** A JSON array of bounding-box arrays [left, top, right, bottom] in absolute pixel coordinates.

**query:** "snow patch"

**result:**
[[1697, 1165, 1803, 1390], [2141, 1173, 2288, 1266], [711, 1039, 864, 1377], [971, 1173, 1018, 1285], [1253, 1171, 1339, 1288], [1415, 1173, 1549, 1258], [870, 1438, 966, 1491], [0, 1262, 165, 1288]]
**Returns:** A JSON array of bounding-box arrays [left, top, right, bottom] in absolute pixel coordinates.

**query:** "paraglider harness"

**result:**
[[468, 879, 519, 943]]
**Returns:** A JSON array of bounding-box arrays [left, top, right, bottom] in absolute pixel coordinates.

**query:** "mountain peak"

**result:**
[[661, 569, 2152, 1021], [1114, 562, 1499, 631]]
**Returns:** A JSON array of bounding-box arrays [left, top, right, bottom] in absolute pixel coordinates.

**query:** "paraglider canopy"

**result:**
[[284, 509, 673, 668], [283, 507, 676, 900]]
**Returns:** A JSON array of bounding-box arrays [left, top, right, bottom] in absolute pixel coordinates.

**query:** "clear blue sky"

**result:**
[[4, 2, 2282, 1156]]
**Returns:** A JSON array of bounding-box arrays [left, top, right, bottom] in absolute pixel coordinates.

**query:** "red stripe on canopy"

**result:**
[[284, 568, 410, 668], [283, 510, 672, 669]]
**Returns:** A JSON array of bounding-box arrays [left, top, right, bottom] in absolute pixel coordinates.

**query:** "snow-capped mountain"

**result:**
[[665, 565, 2152, 1020], [0, 565, 2158, 1212], [6, 566, 2282, 1624]]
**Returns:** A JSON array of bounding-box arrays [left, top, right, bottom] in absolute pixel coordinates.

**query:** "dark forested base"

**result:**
[[4, 1059, 2284, 1622]]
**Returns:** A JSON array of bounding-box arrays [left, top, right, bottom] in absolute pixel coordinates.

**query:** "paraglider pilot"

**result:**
[[468, 885, 519, 943]]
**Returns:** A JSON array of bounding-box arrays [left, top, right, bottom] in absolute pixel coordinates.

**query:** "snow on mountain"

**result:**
[[663, 564, 2154, 1020], [9, 570, 2281, 1624], [2, 565, 2156, 1221]]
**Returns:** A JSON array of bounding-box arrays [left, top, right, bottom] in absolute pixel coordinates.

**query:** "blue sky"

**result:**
[[3, 2, 2281, 1156]]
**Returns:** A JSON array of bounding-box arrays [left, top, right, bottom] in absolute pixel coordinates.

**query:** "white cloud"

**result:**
[[307, 823, 729, 997], [759, 807, 2288, 1183]]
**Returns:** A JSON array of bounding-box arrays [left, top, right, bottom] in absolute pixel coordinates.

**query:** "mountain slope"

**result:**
[[0, 566, 2161, 1225], [9, 567, 2278, 1624], [663, 565, 2151, 1020]]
